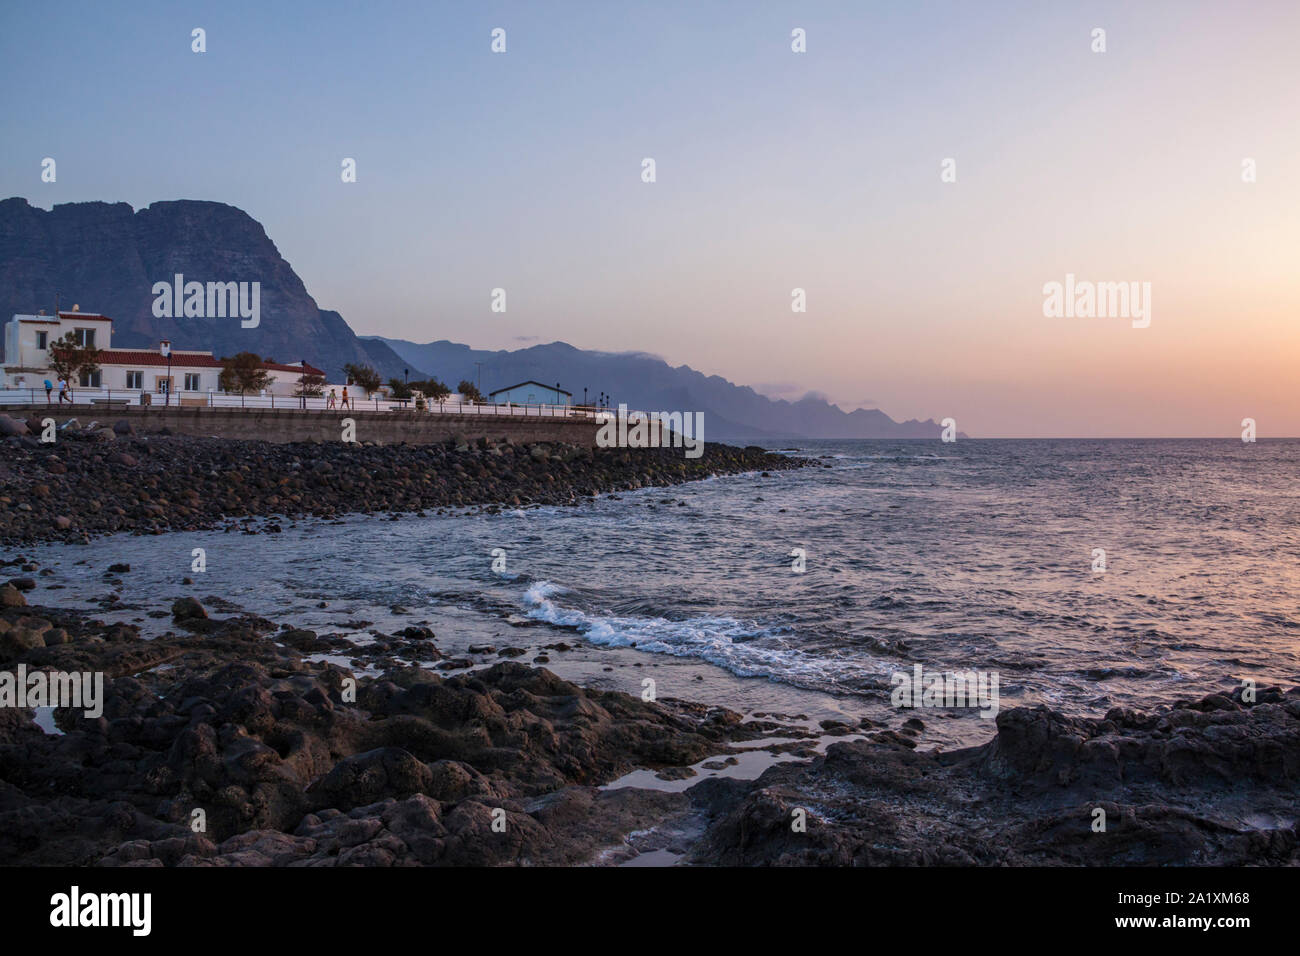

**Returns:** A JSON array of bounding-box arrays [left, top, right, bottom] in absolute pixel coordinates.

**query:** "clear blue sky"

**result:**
[[2, 0, 1297, 436]]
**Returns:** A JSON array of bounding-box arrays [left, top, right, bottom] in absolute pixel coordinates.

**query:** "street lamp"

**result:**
[[159, 339, 172, 406]]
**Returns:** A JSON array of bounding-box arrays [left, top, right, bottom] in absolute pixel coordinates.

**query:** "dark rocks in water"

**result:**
[[0, 597, 745, 867], [655, 766, 697, 781], [107, 563, 131, 573], [8, 583, 1285, 867], [171, 596, 208, 620], [0, 434, 807, 545], [278, 628, 319, 650], [0, 584, 27, 607], [688, 686, 1300, 866], [6, 578, 36, 592]]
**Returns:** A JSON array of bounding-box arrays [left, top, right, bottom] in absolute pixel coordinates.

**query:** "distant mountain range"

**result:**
[[373, 337, 955, 440], [0, 196, 954, 439]]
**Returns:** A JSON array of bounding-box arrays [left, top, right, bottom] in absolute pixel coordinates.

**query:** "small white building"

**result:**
[[1, 309, 324, 401]]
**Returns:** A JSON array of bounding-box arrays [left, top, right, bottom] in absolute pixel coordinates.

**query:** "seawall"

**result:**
[[4, 404, 600, 447]]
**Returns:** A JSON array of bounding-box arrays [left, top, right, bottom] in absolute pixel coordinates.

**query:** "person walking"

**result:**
[[340, 385, 351, 410], [43, 379, 53, 404], [326, 387, 337, 409], [57, 378, 70, 404]]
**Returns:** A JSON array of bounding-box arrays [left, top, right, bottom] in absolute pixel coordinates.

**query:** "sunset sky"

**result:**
[[2, 0, 1297, 437]]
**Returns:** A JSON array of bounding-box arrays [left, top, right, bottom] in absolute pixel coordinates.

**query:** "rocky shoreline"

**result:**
[[3, 420, 1295, 866], [2, 576, 1296, 866], [0, 414, 807, 544]]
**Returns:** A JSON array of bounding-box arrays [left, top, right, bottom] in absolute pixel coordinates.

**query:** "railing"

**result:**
[[0, 386, 614, 421]]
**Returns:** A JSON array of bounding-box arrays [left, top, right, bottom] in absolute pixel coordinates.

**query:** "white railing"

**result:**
[[0, 385, 613, 420]]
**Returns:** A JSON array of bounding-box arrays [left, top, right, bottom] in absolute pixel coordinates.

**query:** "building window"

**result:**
[[79, 370, 102, 388], [74, 328, 96, 348], [36, 331, 48, 350], [184, 373, 200, 391], [126, 371, 143, 389]]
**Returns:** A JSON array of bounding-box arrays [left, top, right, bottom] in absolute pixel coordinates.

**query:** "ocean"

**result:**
[[24, 438, 1300, 750]]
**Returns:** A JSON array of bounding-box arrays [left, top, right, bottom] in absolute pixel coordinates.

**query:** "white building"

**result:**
[[2, 309, 324, 401]]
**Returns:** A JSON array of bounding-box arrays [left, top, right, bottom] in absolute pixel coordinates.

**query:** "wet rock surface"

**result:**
[[3, 567, 1296, 865], [688, 686, 1300, 865], [0, 598, 746, 866], [0, 427, 806, 544]]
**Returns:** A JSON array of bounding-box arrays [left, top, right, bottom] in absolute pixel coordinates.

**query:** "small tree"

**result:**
[[388, 377, 412, 400], [48, 332, 102, 387], [344, 363, 381, 394], [458, 380, 484, 404], [219, 352, 272, 402], [425, 379, 451, 407], [296, 372, 327, 397], [410, 378, 451, 405]]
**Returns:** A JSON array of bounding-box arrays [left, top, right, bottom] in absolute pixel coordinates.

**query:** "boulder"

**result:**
[[171, 596, 208, 620], [306, 747, 434, 811], [0, 584, 27, 608]]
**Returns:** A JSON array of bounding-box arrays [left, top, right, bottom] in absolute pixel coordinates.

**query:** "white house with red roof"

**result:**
[[2, 308, 323, 401]]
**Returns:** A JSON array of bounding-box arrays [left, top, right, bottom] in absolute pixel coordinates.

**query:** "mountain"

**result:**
[[0, 196, 953, 439], [0, 197, 411, 380], [372, 337, 956, 440]]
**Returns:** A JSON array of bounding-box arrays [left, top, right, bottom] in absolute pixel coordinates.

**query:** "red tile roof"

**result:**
[[98, 350, 325, 376], [57, 311, 113, 322]]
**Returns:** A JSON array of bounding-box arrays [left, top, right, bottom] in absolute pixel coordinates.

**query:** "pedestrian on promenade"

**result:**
[[43, 379, 53, 403], [341, 386, 351, 410], [327, 388, 337, 409]]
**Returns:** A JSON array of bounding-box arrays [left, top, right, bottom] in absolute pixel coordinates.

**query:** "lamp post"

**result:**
[[301, 359, 307, 410], [160, 339, 172, 406]]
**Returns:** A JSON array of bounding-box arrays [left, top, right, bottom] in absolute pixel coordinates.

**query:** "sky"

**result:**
[[1, 0, 1297, 437]]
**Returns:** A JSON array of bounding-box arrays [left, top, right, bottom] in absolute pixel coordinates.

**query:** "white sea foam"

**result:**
[[521, 581, 882, 690]]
